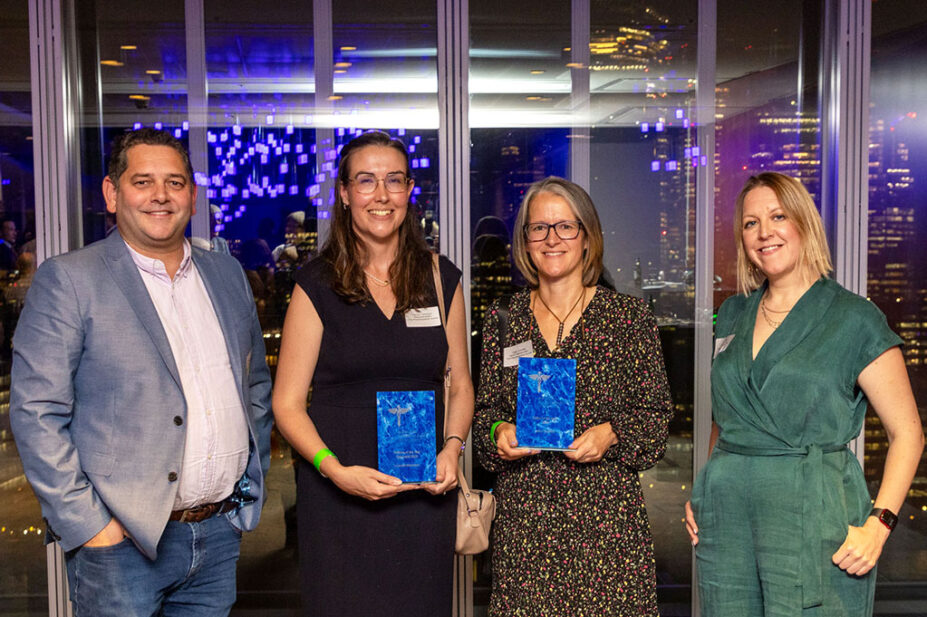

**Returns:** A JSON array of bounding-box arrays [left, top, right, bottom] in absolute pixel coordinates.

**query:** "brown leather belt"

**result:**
[[169, 500, 235, 523]]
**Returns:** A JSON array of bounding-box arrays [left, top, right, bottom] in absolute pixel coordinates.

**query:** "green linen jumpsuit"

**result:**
[[691, 277, 902, 617]]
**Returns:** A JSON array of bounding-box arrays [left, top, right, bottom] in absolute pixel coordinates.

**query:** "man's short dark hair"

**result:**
[[107, 128, 194, 190]]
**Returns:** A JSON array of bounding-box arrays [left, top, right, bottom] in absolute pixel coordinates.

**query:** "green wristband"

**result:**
[[312, 448, 337, 476], [490, 421, 506, 447]]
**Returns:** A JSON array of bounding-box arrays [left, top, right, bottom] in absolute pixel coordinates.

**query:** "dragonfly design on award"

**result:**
[[528, 372, 551, 393], [389, 405, 411, 426]]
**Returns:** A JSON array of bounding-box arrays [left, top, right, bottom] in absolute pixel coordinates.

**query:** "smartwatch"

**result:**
[[869, 507, 898, 532]]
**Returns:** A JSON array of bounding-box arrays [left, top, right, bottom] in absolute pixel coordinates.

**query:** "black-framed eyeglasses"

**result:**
[[523, 220, 584, 242], [349, 172, 410, 194]]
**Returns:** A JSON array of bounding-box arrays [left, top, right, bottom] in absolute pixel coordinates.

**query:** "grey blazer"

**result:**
[[10, 230, 273, 559]]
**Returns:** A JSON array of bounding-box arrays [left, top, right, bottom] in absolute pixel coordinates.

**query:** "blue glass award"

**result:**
[[376, 390, 437, 483], [516, 357, 576, 450]]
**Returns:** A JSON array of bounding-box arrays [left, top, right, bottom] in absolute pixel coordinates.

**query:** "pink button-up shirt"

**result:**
[[127, 241, 249, 510]]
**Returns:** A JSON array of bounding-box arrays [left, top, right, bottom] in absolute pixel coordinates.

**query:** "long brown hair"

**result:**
[[319, 130, 434, 311]]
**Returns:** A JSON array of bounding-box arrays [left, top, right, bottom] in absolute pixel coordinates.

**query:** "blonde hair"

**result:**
[[512, 176, 603, 288], [734, 172, 832, 295]]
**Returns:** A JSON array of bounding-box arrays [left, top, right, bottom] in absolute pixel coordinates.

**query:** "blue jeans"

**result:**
[[65, 513, 242, 617]]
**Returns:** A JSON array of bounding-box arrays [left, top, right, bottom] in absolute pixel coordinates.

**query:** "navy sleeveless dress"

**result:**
[[293, 255, 459, 617]]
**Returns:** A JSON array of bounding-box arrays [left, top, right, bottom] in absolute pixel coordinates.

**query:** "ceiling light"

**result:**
[[340, 46, 357, 51], [145, 70, 161, 75], [128, 94, 150, 101], [100, 60, 124, 67], [334, 62, 352, 68], [120, 45, 137, 50], [530, 70, 545, 74]]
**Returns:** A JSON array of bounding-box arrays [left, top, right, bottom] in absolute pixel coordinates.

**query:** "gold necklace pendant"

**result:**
[[761, 299, 783, 329], [364, 270, 390, 287]]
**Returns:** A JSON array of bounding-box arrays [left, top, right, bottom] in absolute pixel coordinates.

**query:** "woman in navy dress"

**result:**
[[273, 131, 473, 617]]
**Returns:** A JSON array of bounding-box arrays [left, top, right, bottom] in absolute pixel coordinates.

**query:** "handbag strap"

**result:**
[[431, 252, 447, 329], [431, 253, 467, 488], [496, 295, 511, 345], [431, 252, 451, 433]]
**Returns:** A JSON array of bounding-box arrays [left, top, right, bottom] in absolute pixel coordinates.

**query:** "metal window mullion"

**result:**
[[821, 0, 871, 465], [436, 0, 469, 351], [438, 0, 470, 615], [570, 0, 590, 188], [692, 1, 717, 616], [30, 0, 80, 613], [186, 0, 209, 240], [438, 0, 469, 272], [828, 0, 871, 295], [30, 0, 80, 264], [314, 0, 334, 243]]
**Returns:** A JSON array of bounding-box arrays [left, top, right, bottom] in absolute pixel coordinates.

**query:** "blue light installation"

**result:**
[[122, 124, 435, 246]]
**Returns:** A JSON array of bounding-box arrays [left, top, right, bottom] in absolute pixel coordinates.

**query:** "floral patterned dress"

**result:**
[[474, 287, 673, 617]]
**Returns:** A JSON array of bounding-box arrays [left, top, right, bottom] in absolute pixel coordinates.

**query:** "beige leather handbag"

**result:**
[[432, 254, 496, 555]]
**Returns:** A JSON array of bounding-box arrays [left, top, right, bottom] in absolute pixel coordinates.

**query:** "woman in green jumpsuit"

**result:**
[[685, 172, 924, 616]]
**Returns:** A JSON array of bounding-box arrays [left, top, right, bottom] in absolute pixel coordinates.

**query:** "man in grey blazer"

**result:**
[[10, 128, 273, 616]]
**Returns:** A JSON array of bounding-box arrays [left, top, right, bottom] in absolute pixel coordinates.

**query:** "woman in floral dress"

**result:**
[[474, 176, 673, 616]]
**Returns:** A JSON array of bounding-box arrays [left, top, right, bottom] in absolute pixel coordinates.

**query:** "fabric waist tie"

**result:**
[[715, 440, 848, 609]]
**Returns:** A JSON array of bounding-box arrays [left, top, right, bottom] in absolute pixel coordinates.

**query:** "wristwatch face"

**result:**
[[873, 508, 898, 531], [880, 508, 898, 530]]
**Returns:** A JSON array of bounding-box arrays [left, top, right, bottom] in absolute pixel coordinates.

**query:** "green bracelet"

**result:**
[[490, 421, 506, 447], [312, 448, 337, 476]]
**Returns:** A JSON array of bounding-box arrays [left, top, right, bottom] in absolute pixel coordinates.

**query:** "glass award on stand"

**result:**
[[376, 390, 437, 483], [515, 357, 576, 450]]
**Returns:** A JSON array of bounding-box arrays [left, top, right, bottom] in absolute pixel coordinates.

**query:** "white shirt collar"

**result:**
[[124, 239, 192, 283]]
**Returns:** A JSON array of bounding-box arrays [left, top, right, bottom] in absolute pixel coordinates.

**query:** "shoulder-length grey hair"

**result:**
[[734, 172, 832, 295], [512, 176, 604, 288]]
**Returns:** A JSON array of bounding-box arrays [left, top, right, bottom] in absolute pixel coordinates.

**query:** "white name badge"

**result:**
[[405, 306, 442, 328], [503, 340, 535, 367], [714, 334, 735, 359]]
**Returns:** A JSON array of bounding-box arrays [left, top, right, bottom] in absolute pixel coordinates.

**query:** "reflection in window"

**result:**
[[0, 1, 43, 614], [591, 125, 697, 611], [867, 3, 927, 602], [715, 0, 821, 305]]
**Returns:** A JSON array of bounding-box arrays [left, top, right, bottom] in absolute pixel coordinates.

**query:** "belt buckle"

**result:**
[[180, 503, 215, 523]]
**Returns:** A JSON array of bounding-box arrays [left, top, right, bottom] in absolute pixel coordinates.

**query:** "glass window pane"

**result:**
[[589, 4, 698, 613], [715, 0, 822, 303], [76, 0, 189, 245], [0, 1, 44, 614], [332, 2, 439, 127], [470, 1, 571, 128], [868, 2, 927, 608], [589, 122, 700, 613]]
